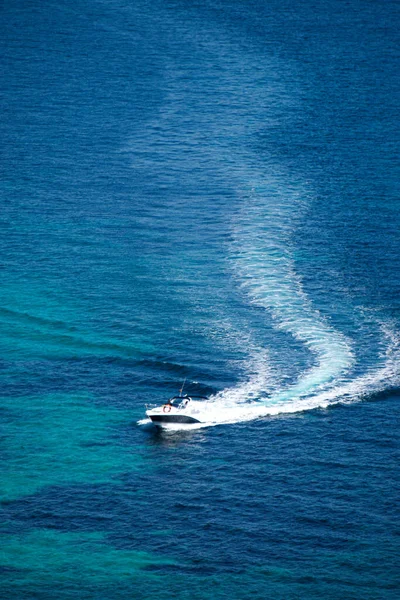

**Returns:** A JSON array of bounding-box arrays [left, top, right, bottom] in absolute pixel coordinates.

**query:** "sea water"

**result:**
[[1, 0, 399, 598]]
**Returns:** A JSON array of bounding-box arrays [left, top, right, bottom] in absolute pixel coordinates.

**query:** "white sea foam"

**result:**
[[139, 182, 400, 432], [174, 321, 400, 428], [226, 187, 354, 395], [180, 189, 400, 429], [191, 317, 400, 429]]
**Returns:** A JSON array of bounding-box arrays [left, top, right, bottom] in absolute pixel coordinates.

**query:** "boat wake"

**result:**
[[140, 184, 400, 430], [148, 319, 400, 430], [199, 182, 400, 427]]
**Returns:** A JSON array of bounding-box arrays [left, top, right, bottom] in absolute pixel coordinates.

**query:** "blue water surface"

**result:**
[[1, 0, 399, 598]]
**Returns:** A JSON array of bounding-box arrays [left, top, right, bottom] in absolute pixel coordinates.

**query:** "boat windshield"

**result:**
[[169, 394, 208, 408]]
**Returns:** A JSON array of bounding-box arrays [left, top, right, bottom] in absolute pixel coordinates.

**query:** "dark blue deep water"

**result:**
[[1, 0, 400, 598]]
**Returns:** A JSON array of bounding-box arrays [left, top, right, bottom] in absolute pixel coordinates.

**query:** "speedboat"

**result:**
[[145, 394, 208, 429]]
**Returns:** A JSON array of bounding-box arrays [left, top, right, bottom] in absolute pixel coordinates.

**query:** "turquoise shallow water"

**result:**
[[1, 0, 400, 598]]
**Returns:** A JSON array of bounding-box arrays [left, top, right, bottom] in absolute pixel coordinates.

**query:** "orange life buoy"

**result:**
[[163, 404, 172, 413]]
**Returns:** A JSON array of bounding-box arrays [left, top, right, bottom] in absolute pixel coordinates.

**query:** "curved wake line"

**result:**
[[137, 323, 400, 430], [195, 184, 399, 428], [138, 324, 400, 431], [138, 182, 400, 431], [198, 319, 400, 427], [228, 186, 354, 399]]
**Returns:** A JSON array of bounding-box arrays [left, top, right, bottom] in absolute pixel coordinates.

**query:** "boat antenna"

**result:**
[[179, 378, 186, 397]]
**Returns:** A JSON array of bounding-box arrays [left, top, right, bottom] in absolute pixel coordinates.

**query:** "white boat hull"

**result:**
[[145, 395, 208, 429], [146, 409, 202, 429]]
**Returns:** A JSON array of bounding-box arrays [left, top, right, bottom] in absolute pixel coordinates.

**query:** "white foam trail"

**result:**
[[139, 326, 400, 429], [191, 319, 400, 427], [183, 188, 400, 429], [138, 183, 400, 432], [227, 187, 354, 401], [212, 346, 280, 404]]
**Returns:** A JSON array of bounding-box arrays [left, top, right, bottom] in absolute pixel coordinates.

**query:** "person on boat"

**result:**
[[180, 397, 190, 409]]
